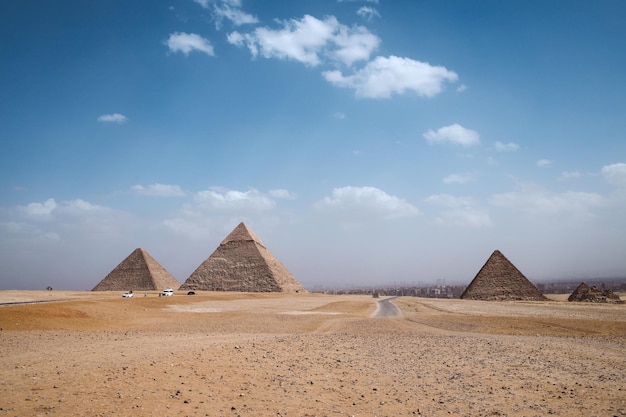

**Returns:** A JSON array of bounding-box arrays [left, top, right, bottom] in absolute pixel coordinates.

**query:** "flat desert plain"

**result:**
[[1, 291, 625, 417]]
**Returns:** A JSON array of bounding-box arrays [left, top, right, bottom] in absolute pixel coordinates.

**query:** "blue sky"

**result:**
[[1, 0, 625, 290]]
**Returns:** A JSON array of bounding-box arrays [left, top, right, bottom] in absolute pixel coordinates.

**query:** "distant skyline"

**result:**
[[1, 0, 625, 290]]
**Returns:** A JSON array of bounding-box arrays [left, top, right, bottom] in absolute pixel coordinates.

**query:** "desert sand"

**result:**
[[1, 290, 625, 416]]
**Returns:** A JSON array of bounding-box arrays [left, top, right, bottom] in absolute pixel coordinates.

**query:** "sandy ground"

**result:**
[[1, 291, 625, 417]]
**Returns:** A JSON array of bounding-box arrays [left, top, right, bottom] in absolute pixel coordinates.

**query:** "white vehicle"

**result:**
[[161, 289, 174, 297], [122, 291, 134, 298]]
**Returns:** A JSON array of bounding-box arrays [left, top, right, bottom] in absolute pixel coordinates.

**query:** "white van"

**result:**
[[161, 289, 174, 296]]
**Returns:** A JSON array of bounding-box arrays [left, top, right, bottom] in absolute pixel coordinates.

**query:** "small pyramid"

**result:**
[[568, 282, 623, 303], [92, 248, 180, 291], [460, 250, 547, 301], [180, 222, 306, 293]]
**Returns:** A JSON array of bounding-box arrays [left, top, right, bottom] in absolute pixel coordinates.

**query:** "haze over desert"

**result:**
[[1, 290, 625, 416]]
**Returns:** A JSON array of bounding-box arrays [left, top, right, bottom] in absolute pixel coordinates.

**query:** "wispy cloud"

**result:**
[[423, 124, 480, 146], [537, 159, 553, 167], [490, 183, 605, 218], [443, 173, 476, 185], [97, 113, 127, 123], [166, 32, 215, 56], [494, 141, 519, 152], [161, 186, 284, 239], [194, 0, 258, 28], [132, 183, 185, 197], [316, 186, 419, 221], [13, 198, 130, 241], [425, 194, 491, 228], [213, 4, 258, 27], [269, 189, 298, 200], [194, 187, 275, 211], [558, 171, 582, 181], [357, 6, 380, 20]]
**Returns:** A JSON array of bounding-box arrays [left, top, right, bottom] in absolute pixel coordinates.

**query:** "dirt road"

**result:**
[[372, 296, 403, 318]]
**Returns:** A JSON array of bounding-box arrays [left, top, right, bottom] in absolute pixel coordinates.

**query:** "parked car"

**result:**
[[161, 289, 174, 296], [122, 291, 133, 298], [187, 291, 196, 295]]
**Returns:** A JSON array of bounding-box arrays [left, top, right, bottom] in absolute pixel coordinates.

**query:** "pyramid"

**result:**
[[179, 222, 307, 293], [568, 282, 623, 303], [92, 248, 180, 291], [460, 250, 547, 301]]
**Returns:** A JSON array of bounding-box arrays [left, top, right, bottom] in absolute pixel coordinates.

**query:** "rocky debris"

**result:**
[[568, 282, 624, 303]]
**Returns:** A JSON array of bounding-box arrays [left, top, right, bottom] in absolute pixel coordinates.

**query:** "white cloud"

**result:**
[[194, 0, 256, 27], [60, 199, 111, 216], [490, 184, 605, 217], [228, 14, 379, 67], [269, 189, 298, 200], [602, 163, 626, 188], [494, 141, 519, 152], [11, 198, 130, 243], [194, 188, 275, 211], [425, 194, 491, 227], [213, 3, 258, 28], [333, 111, 346, 119], [0, 221, 60, 241], [21, 198, 112, 219], [331, 23, 381, 66], [558, 171, 582, 181], [161, 216, 212, 240], [423, 123, 480, 146], [425, 194, 474, 208], [324, 55, 457, 99], [160, 187, 291, 239], [132, 183, 186, 197], [537, 159, 553, 167], [443, 173, 476, 185], [166, 32, 215, 56], [316, 186, 419, 220], [22, 198, 57, 217], [435, 208, 492, 228], [97, 113, 127, 123], [456, 84, 467, 92], [357, 6, 380, 20]]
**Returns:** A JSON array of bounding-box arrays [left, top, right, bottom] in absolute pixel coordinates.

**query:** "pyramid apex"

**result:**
[[220, 222, 265, 246]]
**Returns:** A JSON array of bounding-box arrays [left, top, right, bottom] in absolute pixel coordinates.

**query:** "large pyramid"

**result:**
[[93, 248, 180, 291], [460, 250, 547, 301], [179, 222, 307, 293]]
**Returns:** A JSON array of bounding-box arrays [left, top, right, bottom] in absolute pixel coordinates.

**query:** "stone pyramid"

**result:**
[[92, 248, 180, 291], [460, 250, 547, 301], [568, 282, 623, 303], [179, 222, 306, 293]]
